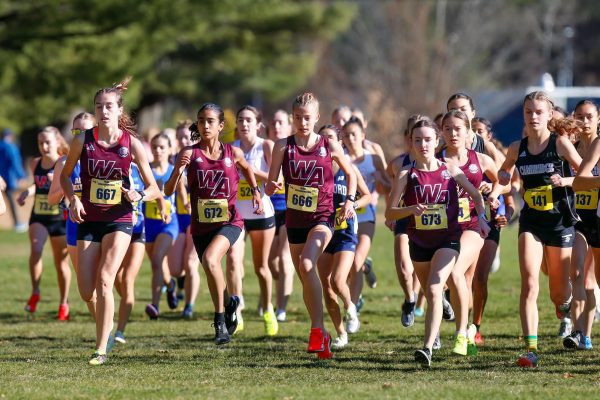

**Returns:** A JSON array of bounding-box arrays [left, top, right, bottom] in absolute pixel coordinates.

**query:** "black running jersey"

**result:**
[[471, 134, 485, 154], [515, 134, 577, 230]]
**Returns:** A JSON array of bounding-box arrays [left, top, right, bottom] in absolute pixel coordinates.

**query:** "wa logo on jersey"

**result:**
[[88, 159, 123, 179], [197, 170, 230, 197], [468, 164, 479, 174], [289, 160, 324, 186], [414, 183, 450, 204], [118, 146, 129, 158]]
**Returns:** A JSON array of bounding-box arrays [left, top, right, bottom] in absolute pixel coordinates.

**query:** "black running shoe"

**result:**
[[225, 295, 240, 335], [401, 300, 416, 327], [166, 278, 179, 310], [213, 321, 231, 345], [414, 347, 431, 368]]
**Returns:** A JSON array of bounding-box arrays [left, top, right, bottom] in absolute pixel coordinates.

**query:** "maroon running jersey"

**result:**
[[79, 128, 133, 223], [403, 162, 461, 248], [187, 143, 243, 235], [440, 149, 483, 231], [282, 135, 334, 228]]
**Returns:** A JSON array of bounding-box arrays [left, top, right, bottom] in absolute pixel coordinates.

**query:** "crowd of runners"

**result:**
[[4, 78, 600, 369]]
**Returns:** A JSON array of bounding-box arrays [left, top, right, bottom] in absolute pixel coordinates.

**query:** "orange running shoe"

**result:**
[[474, 331, 484, 345], [57, 304, 70, 321], [307, 327, 326, 353], [316, 332, 333, 359], [25, 293, 40, 313]]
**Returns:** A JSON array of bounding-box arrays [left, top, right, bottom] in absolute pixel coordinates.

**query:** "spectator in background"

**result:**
[[0, 176, 7, 215], [0, 128, 27, 232]]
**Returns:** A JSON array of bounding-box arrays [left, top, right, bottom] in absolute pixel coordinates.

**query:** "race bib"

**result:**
[[457, 198, 471, 223], [524, 185, 553, 211], [415, 204, 448, 230], [145, 200, 171, 220], [197, 199, 228, 223], [575, 189, 598, 210], [334, 207, 348, 231], [237, 180, 254, 200], [176, 193, 190, 215], [90, 178, 122, 205], [287, 184, 318, 212], [34, 194, 59, 216]]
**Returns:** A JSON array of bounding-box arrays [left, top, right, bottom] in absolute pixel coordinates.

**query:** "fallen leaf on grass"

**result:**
[[564, 373, 574, 378], [382, 382, 393, 389]]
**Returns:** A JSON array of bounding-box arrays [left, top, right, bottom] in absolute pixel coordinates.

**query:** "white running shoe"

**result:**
[[490, 248, 501, 274], [332, 333, 349, 349], [276, 309, 286, 322], [558, 317, 572, 339], [114, 330, 126, 344], [345, 304, 360, 334]]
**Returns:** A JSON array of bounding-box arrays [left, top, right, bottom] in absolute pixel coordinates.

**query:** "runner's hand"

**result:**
[[69, 195, 86, 223]]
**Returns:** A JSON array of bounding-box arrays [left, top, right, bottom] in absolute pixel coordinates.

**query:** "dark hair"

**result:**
[[574, 99, 600, 114], [471, 117, 492, 131], [410, 118, 440, 139], [73, 112, 95, 124], [318, 124, 340, 139], [236, 105, 262, 123], [553, 106, 568, 117], [332, 105, 351, 116], [190, 103, 225, 141], [342, 116, 364, 132], [441, 110, 471, 131], [94, 76, 137, 137], [151, 132, 172, 148], [447, 92, 475, 112]]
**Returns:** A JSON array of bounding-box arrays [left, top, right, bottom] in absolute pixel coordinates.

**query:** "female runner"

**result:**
[[266, 92, 356, 359], [386, 118, 489, 368], [165, 103, 262, 345]]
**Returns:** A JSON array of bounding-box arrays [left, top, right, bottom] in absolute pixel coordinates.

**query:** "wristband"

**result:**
[[138, 190, 146, 202], [347, 194, 356, 202], [250, 186, 261, 195]]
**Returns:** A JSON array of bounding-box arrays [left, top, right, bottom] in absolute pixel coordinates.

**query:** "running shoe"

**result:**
[[166, 278, 179, 310], [563, 330, 582, 349], [276, 309, 286, 322], [432, 334, 442, 350], [332, 333, 348, 349], [114, 330, 126, 344], [307, 327, 327, 353], [182, 304, 193, 320], [580, 336, 593, 350], [25, 293, 40, 313], [264, 307, 279, 336], [213, 321, 231, 345], [474, 331, 484, 345], [467, 324, 478, 356], [145, 303, 159, 320], [414, 307, 424, 317], [88, 351, 108, 366], [363, 257, 377, 288], [225, 295, 240, 335], [401, 300, 416, 327], [345, 304, 360, 334], [57, 303, 70, 321], [235, 316, 244, 334], [556, 297, 572, 320], [414, 347, 432, 368], [516, 351, 538, 368], [557, 317, 572, 339], [442, 295, 455, 322], [356, 295, 365, 314], [452, 333, 468, 356], [316, 332, 333, 359]]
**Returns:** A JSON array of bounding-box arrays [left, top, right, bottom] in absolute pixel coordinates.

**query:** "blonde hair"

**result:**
[[39, 126, 69, 156], [292, 92, 319, 111], [523, 91, 555, 110]]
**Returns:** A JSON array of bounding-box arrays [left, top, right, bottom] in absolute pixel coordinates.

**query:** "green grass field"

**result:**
[[1, 223, 599, 399]]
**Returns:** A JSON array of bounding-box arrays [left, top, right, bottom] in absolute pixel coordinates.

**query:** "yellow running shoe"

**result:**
[[234, 315, 244, 335], [88, 351, 107, 366], [452, 333, 468, 356], [264, 307, 279, 336]]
